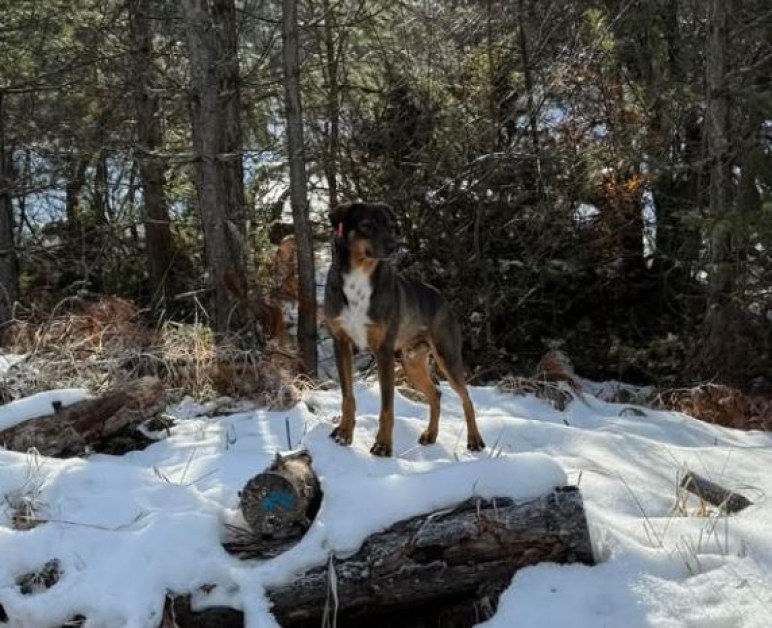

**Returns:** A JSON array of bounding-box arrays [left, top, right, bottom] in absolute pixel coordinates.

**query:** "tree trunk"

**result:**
[[182, 0, 248, 337], [93, 150, 110, 224], [662, 0, 682, 81], [0, 91, 19, 327], [282, 0, 317, 374], [706, 0, 733, 310], [65, 155, 88, 231], [321, 0, 340, 208], [517, 0, 543, 199], [695, 0, 738, 380], [129, 0, 175, 311]]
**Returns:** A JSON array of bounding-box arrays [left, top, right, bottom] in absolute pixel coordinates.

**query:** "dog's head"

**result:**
[[328, 202, 400, 263]]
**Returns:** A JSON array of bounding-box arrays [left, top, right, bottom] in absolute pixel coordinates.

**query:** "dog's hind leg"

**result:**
[[401, 343, 442, 445], [330, 336, 356, 446], [431, 325, 485, 452]]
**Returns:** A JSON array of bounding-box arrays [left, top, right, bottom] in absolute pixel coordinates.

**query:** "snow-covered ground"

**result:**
[[1, 380, 772, 627]]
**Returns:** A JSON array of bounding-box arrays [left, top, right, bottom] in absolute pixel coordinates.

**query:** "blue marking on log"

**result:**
[[263, 490, 296, 512]]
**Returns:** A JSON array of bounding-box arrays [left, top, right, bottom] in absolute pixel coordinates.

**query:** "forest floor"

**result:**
[[1, 240, 771, 626], [1, 360, 771, 626]]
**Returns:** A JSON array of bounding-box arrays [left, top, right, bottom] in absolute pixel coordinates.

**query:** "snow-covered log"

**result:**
[[218, 479, 594, 625], [266, 485, 594, 624], [0, 376, 165, 456]]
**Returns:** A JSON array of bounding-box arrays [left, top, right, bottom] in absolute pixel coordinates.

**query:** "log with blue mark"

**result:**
[[263, 489, 297, 512], [239, 451, 321, 537]]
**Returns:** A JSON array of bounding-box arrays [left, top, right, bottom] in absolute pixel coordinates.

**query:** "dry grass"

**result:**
[[6, 296, 153, 356], [672, 467, 714, 518], [535, 349, 582, 392], [497, 376, 576, 411], [496, 349, 583, 411], [656, 383, 771, 431], [1, 296, 300, 409], [3, 450, 48, 531]]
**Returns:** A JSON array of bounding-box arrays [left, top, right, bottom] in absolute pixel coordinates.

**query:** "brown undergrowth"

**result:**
[[1, 296, 300, 409], [496, 349, 771, 431], [655, 384, 771, 431], [496, 350, 583, 411]]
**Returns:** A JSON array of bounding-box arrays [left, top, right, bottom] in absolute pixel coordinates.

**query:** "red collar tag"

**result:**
[[336, 222, 343, 238]]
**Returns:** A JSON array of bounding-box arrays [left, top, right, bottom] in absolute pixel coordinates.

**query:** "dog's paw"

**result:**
[[418, 430, 437, 446], [330, 426, 353, 446], [369, 440, 392, 457], [467, 435, 486, 452]]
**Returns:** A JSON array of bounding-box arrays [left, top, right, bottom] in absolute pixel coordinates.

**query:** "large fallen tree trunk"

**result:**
[[0, 376, 166, 456], [217, 453, 594, 626], [266, 485, 594, 624]]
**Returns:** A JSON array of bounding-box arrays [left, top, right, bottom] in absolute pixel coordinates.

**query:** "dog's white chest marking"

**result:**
[[338, 268, 372, 350]]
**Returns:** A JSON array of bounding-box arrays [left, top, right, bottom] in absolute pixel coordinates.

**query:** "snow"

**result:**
[[0, 389, 89, 432], [2, 379, 772, 627]]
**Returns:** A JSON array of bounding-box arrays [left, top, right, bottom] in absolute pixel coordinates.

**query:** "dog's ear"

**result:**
[[328, 203, 350, 230]]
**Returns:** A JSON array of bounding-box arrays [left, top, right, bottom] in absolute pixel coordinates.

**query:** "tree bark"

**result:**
[[706, 0, 733, 310], [182, 0, 249, 337], [93, 150, 111, 224], [129, 0, 175, 311], [321, 0, 340, 208], [282, 0, 318, 374], [0, 376, 166, 457], [0, 91, 19, 327], [517, 0, 543, 199], [64, 155, 88, 231], [694, 0, 739, 380]]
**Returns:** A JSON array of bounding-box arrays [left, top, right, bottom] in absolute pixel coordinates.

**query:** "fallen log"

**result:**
[[0, 376, 166, 457], [224, 451, 322, 559], [267, 485, 594, 624], [220, 458, 594, 627], [171, 584, 506, 628], [239, 450, 321, 537], [680, 470, 753, 514]]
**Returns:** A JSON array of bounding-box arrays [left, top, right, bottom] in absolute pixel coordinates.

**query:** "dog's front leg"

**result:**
[[330, 336, 356, 446], [370, 343, 395, 457]]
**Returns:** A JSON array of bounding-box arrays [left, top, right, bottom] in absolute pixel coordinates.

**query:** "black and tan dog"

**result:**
[[324, 201, 486, 457]]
